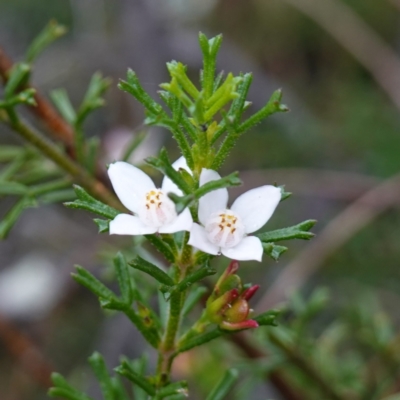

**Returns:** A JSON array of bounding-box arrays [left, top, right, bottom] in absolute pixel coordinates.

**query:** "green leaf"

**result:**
[[94, 218, 110, 233], [194, 171, 241, 199], [0, 88, 37, 108], [49, 372, 93, 400], [238, 89, 289, 133], [128, 355, 149, 400], [50, 89, 76, 125], [182, 286, 208, 316], [177, 328, 222, 353], [85, 136, 100, 175], [76, 72, 111, 125], [279, 185, 292, 201], [0, 181, 28, 195], [145, 234, 176, 263], [205, 369, 239, 400], [204, 73, 241, 121], [157, 381, 188, 398], [128, 256, 174, 286], [255, 310, 280, 327], [174, 265, 216, 293], [0, 197, 36, 239], [145, 148, 192, 195], [4, 63, 31, 99], [0, 146, 25, 162], [168, 171, 241, 212], [26, 20, 67, 63], [114, 252, 134, 305], [72, 265, 118, 302], [262, 243, 288, 261], [167, 61, 200, 99], [38, 188, 76, 204], [257, 220, 317, 243], [88, 352, 114, 400], [199, 33, 223, 100], [119, 69, 165, 116], [64, 185, 120, 219], [115, 361, 156, 396], [0, 150, 30, 180]]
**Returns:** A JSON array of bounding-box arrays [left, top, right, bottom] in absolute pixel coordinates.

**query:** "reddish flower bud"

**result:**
[[224, 298, 249, 323], [241, 284, 260, 301], [220, 319, 259, 331]]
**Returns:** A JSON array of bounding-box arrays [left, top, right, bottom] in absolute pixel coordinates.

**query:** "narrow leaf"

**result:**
[[145, 234, 176, 263], [128, 256, 174, 286], [257, 220, 317, 243], [182, 286, 208, 316], [114, 252, 133, 305], [72, 266, 118, 302], [115, 362, 156, 396], [88, 352, 114, 400], [50, 89, 76, 125], [158, 381, 188, 398], [26, 20, 67, 63], [145, 148, 192, 195], [262, 243, 288, 261], [65, 185, 120, 219], [175, 266, 216, 293], [4, 63, 31, 99], [0, 197, 36, 239], [255, 310, 280, 327], [206, 369, 239, 400]]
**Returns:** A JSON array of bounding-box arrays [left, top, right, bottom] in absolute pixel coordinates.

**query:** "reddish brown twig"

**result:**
[[0, 46, 74, 150]]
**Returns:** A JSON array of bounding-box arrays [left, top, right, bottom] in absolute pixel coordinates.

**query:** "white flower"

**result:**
[[108, 157, 193, 235], [188, 169, 281, 262]]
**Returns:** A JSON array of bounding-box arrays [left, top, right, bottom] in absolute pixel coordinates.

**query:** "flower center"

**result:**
[[204, 210, 245, 249], [139, 189, 177, 228]]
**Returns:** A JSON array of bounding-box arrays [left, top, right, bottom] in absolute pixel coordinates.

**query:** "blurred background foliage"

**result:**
[[1, 0, 400, 399]]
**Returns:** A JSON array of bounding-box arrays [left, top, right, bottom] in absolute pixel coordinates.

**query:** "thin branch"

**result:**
[[281, 0, 400, 110], [256, 172, 400, 311], [3, 115, 123, 211], [0, 46, 74, 149]]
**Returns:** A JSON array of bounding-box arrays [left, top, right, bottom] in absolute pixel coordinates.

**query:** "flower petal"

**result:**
[[231, 185, 281, 233], [161, 156, 191, 196], [159, 208, 193, 234], [188, 223, 220, 255], [221, 236, 263, 262], [198, 168, 229, 225], [109, 214, 156, 235], [108, 162, 155, 213]]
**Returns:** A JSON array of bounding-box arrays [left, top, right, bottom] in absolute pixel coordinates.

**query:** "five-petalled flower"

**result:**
[[188, 168, 281, 261], [108, 158, 193, 235]]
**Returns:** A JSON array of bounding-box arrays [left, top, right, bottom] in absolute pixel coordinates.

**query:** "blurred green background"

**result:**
[[1, 0, 400, 399]]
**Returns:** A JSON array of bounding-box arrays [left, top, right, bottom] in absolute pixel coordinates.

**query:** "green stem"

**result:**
[[3, 115, 123, 210], [156, 290, 184, 387], [155, 240, 194, 389]]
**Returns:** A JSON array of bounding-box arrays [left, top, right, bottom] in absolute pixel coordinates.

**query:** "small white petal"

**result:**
[[110, 214, 156, 235], [231, 185, 281, 233], [161, 157, 191, 196], [159, 208, 193, 234], [221, 236, 264, 262], [198, 168, 229, 225], [108, 162, 155, 213], [188, 223, 220, 255]]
